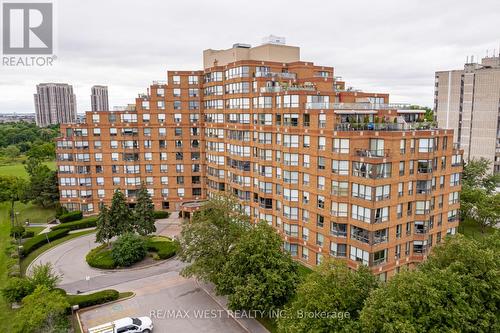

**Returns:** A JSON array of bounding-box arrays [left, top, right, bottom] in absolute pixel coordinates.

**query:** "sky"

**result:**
[[1, 0, 499, 114]]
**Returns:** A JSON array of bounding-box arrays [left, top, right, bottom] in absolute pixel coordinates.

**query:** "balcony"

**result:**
[[305, 102, 413, 110], [255, 72, 297, 79], [335, 122, 437, 131], [354, 148, 390, 158]]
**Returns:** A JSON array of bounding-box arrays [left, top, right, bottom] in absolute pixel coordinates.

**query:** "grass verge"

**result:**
[[0, 203, 15, 332]]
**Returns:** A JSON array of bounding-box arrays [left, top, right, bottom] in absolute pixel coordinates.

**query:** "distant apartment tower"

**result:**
[[34, 83, 77, 127], [435, 55, 500, 173], [91, 85, 109, 111]]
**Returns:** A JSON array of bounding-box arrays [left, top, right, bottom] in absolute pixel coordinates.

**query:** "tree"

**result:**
[[217, 222, 299, 312], [95, 203, 113, 245], [461, 158, 500, 232], [462, 158, 500, 193], [462, 189, 500, 233], [278, 259, 378, 333], [179, 193, 250, 287], [3, 145, 20, 158], [28, 167, 59, 208], [109, 189, 132, 236], [133, 185, 156, 236], [111, 233, 147, 267], [28, 263, 61, 291], [359, 234, 500, 333], [1, 277, 33, 303], [14, 286, 69, 333], [0, 176, 28, 225], [24, 157, 41, 177]]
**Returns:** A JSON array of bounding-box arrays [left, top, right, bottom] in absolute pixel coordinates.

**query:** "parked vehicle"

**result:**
[[87, 316, 153, 333]]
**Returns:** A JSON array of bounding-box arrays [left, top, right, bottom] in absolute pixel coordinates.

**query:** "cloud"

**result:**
[[1, 0, 499, 113]]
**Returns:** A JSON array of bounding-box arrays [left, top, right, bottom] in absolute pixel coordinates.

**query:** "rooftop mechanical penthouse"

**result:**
[[56, 42, 463, 279]]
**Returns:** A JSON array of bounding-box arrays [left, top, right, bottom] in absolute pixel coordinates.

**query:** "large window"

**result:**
[[333, 138, 349, 153]]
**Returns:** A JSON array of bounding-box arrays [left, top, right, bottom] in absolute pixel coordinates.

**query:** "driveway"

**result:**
[[79, 272, 246, 333], [29, 213, 262, 333]]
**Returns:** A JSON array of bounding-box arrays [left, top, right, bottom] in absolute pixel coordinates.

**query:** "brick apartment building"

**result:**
[[56, 42, 463, 279]]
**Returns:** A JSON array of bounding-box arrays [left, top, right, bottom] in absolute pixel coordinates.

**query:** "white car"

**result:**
[[88, 316, 153, 333]]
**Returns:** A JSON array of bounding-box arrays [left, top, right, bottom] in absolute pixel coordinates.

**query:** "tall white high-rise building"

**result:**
[[435, 55, 500, 173], [34, 83, 77, 127], [91, 85, 109, 111]]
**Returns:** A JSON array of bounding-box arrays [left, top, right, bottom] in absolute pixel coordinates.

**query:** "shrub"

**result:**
[[1, 277, 33, 303], [28, 263, 61, 290], [52, 217, 97, 231], [22, 228, 70, 256], [58, 210, 83, 223], [153, 211, 170, 219], [10, 225, 25, 239], [52, 217, 97, 230], [67, 289, 119, 308], [112, 233, 147, 267], [146, 237, 178, 260], [22, 230, 35, 238], [86, 244, 116, 269]]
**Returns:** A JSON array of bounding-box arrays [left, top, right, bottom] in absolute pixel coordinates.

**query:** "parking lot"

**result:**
[[78, 271, 246, 333]]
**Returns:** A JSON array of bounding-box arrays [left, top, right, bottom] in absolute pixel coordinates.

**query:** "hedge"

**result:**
[[52, 217, 97, 231], [86, 244, 116, 269], [22, 231, 35, 238], [67, 289, 119, 308], [59, 211, 83, 223], [21, 228, 70, 256], [153, 211, 170, 219], [146, 238, 178, 260]]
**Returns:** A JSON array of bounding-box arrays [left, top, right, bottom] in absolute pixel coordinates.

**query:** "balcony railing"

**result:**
[[255, 72, 297, 79], [305, 102, 413, 110], [336, 122, 437, 131], [354, 148, 390, 158]]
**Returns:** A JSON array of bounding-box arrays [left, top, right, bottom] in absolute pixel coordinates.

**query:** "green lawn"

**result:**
[[458, 218, 496, 240], [12, 201, 56, 225], [0, 161, 56, 178], [25, 226, 45, 236], [0, 203, 16, 332]]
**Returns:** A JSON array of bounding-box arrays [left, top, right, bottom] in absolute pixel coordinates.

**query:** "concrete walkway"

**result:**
[[155, 212, 185, 239]]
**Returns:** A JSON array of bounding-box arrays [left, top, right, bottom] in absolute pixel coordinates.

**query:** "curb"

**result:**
[[25, 230, 96, 275]]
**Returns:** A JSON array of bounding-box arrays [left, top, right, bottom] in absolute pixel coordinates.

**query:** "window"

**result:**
[[333, 138, 349, 153], [375, 185, 390, 201], [172, 75, 180, 84], [331, 222, 347, 237], [419, 138, 434, 152], [303, 135, 310, 148], [331, 202, 348, 217], [331, 181, 348, 196], [318, 136, 326, 150], [330, 242, 347, 257], [352, 204, 371, 223], [350, 246, 369, 265], [352, 183, 372, 200], [332, 160, 349, 175], [450, 173, 460, 186], [188, 75, 198, 84]]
